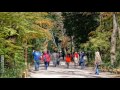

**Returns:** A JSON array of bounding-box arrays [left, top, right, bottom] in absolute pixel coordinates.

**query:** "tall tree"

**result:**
[[110, 12, 118, 66]]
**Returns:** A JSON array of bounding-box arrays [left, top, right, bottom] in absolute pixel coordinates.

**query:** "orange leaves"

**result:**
[[100, 12, 113, 20], [35, 19, 53, 29]]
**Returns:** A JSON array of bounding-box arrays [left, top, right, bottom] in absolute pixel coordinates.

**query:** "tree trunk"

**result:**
[[115, 13, 120, 39], [51, 31, 58, 48], [118, 25, 120, 39], [110, 13, 117, 66]]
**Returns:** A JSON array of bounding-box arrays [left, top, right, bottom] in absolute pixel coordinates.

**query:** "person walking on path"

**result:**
[[57, 51, 62, 66], [73, 52, 79, 68], [79, 52, 83, 66], [47, 50, 51, 66], [70, 53, 74, 63], [80, 52, 87, 69], [32, 49, 42, 71], [52, 50, 59, 67], [43, 51, 50, 70], [62, 50, 65, 61], [94, 51, 102, 75], [65, 53, 71, 68]]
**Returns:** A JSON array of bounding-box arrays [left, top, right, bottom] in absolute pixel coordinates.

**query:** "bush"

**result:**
[[0, 52, 26, 78]]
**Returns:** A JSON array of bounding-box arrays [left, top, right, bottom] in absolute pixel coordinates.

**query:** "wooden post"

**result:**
[[22, 71, 26, 78], [0, 55, 4, 74]]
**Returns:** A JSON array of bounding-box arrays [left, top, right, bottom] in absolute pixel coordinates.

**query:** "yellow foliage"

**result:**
[[35, 19, 53, 29], [40, 12, 48, 16]]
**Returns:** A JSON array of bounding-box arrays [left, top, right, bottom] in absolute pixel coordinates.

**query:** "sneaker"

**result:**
[[95, 72, 99, 75]]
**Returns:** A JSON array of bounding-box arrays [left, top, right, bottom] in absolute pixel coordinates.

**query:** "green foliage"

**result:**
[[0, 12, 54, 77], [0, 52, 25, 78], [62, 12, 99, 49]]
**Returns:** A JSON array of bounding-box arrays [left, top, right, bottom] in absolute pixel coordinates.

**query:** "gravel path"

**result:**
[[28, 61, 120, 78]]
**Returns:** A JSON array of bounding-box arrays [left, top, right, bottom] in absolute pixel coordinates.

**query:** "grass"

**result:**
[[0, 66, 26, 78]]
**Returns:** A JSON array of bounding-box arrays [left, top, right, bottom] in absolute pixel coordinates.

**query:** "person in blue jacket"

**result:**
[[32, 49, 42, 71]]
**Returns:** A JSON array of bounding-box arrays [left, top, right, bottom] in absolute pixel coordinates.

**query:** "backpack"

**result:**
[[83, 56, 87, 61]]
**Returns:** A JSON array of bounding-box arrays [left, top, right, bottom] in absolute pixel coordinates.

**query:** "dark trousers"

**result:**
[[62, 56, 65, 60], [66, 62, 69, 68], [81, 62, 85, 69], [44, 61, 48, 70], [57, 59, 60, 65], [34, 60, 40, 71], [48, 62, 50, 66], [53, 60, 57, 67]]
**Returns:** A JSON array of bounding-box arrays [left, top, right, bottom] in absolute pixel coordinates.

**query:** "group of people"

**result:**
[[32, 49, 62, 71], [32, 49, 102, 75], [65, 52, 87, 69], [65, 51, 102, 75]]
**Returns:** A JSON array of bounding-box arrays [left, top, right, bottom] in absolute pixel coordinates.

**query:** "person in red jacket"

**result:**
[[43, 51, 50, 70], [65, 53, 71, 68]]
